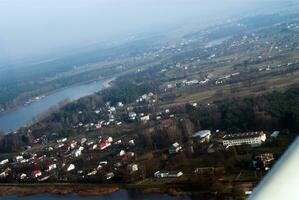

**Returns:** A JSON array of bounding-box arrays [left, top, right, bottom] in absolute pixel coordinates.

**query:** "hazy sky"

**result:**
[[0, 0, 282, 64]]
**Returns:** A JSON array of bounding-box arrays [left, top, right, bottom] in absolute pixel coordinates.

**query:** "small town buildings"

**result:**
[[168, 142, 183, 154], [154, 171, 183, 178], [222, 131, 267, 147], [192, 130, 211, 143]]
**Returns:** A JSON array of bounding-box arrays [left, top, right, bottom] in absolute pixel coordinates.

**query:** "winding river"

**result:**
[[0, 80, 106, 133]]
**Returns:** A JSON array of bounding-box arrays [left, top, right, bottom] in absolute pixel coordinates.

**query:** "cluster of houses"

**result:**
[[0, 134, 139, 182]]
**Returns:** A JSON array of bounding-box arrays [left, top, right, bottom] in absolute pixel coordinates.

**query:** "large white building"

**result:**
[[222, 131, 266, 147]]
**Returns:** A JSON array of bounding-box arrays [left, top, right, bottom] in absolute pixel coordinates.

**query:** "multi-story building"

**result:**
[[222, 131, 266, 147]]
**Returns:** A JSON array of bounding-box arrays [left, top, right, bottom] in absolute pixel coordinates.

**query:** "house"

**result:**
[[0, 159, 9, 165], [167, 171, 183, 178], [222, 131, 267, 147], [154, 171, 169, 178], [47, 163, 57, 172], [38, 175, 50, 182], [168, 142, 182, 154], [127, 164, 138, 173], [70, 140, 78, 149], [192, 130, 211, 143], [154, 171, 183, 178], [140, 115, 150, 122], [0, 168, 11, 178], [128, 112, 137, 121], [99, 161, 108, 165], [67, 164, 75, 172], [117, 102, 124, 107], [106, 172, 114, 180], [15, 155, 24, 162], [128, 139, 135, 146], [72, 148, 83, 157], [32, 170, 42, 178], [81, 138, 87, 144], [19, 173, 27, 180], [99, 138, 112, 150], [57, 138, 67, 143], [87, 169, 97, 176], [119, 150, 126, 156]]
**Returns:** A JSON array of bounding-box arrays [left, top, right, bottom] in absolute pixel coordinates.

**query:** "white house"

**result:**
[[67, 164, 75, 172], [0, 159, 9, 165], [47, 163, 57, 172]]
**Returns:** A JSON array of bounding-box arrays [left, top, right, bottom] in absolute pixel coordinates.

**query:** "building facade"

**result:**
[[222, 131, 266, 147]]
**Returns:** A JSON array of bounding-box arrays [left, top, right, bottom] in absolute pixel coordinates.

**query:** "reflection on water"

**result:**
[[1, 189, 192, 200], [0, 80, 104, 133]]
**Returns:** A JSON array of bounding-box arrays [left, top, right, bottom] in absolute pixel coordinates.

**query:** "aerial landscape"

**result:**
[[1, 0, 299, 199]]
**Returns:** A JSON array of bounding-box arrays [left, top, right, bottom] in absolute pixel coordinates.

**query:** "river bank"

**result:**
[[0, 183, 247, 199], [0, 184, 119, 197], [0, 77, 116, 133]]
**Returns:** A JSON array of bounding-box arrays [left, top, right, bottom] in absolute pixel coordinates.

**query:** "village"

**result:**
[[0, 93, 283, 196], [0, 13, 299, 198]]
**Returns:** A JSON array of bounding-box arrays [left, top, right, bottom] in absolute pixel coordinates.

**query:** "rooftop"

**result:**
[[223, 131, 265, 140]]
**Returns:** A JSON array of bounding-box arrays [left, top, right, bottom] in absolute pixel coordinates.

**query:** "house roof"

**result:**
[[192, 130, 211, 138], [223, 131, 265, 140]]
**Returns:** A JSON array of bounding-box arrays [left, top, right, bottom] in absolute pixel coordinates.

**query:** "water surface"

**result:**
[[1, 190, 192, 200], [0, 80, 105, 133]]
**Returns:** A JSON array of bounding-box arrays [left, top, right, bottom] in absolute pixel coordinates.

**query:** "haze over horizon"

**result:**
[[0, 0, 290, 65]]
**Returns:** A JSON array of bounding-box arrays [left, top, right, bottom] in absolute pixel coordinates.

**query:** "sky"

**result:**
[[0, 0, 284, 65]]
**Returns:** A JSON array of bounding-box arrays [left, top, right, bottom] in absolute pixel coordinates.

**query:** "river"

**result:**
[[1, 190, 193, 200], [0, 80, 106, 133]]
